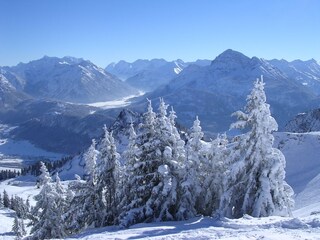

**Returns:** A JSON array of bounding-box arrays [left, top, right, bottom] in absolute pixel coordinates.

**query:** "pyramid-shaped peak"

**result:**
[[214, 49, 250, 62], [211, 49, 252, 69]]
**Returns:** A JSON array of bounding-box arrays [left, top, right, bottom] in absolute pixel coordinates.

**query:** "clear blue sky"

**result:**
[[0, 0, 319, 67]]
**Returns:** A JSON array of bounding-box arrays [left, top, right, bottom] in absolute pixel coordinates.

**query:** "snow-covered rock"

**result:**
[[285, 109, 320, 132]]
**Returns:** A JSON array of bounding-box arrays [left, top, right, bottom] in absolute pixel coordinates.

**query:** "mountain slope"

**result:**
[[141, 49, 318, 133], [269, 58, 320, 95], [0, 70, 30, 108], [3, 56, 138, 103], [0, 100, 123, 154], [274, 132, 320, 194]]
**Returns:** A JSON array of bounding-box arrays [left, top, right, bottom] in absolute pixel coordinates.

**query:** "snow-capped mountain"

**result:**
[[141, 49, 318, 133], [284, 108, 320, 133], [269, 58, 320, 95], [106, 58, 211, 91], [0, 70, 30, 108], [2, 56, 138, 103]]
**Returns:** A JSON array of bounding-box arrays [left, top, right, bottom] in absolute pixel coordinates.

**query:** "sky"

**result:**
[[0, 0, 319, 67]]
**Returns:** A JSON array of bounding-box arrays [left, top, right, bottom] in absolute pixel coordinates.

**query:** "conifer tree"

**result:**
[[12, 216, 26, 240], [120, 99, 185, 227], [3, 189, 10, 208], [177, 116, 204, 219], [96, 126, 121, 226], [11, 196, 29, 219], [201, 133, 229, 216], [64, 140, 101, 233], [219, 77, 294, 218], [118, 122, 139, 225], [31, 163, 66, 239], [37, 161, 51, 188]]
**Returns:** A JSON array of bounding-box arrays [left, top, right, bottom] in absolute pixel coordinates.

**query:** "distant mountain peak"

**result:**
[[211, 49, 251, 66], [214, 49, 249, 61]]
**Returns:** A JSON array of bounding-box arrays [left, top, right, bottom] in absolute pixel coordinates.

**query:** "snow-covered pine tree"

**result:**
[[84, 139, 98, 183], [12, 216, 26, 240], [119, 99, 158, 227], [201, 133, 229, 216], [96, 125, 121, 226], [119, 98, 185, 227], [10, 195, 14, 210], [51, 173, 68, 236], [37, 161, 51, 188], [31, 163, 66, 239], [63, 175, 87, 235], [117, 122, 139, 225], [177, 116, 204, 219], [3, 190, 9, 208], [219, 77, 294, 218], [64, 140, 101, 234], [150, 99, 186, 221], [11, 196, 29, 219]]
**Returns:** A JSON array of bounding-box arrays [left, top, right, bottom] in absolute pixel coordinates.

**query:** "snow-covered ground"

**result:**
[[66, 215, 320, 240], [86, 91, 145, 109]]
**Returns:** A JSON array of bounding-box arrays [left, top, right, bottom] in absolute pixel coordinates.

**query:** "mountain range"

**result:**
[[1, 56, 138, 104], [106, 58, 211, 91], [136, 50, 320, 134], [1, 50, 320, 154]]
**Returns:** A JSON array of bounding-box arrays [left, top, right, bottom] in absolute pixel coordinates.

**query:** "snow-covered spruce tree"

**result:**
[[52, 172, 68, 234], [12, 216, 26, 240], [11, 196, 29, 219], [201, 133, 229, 216], [31, 163, 67, 239], [177, 116, 204, 219], [3, 189, 10, 208], [152, 99, 186, 221], [117, 122, 139, 225], [219, 77, 294, 218], [64, 139, 102, 234], [37, 161, 51, 188], [63, 175, 87, 235], [119, 98, 185, 227], [96, 125, 121, 226]]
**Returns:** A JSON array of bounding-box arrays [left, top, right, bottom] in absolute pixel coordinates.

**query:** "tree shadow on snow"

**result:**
[[0, 231, 15, 237], [127, 217, 222, 239]]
